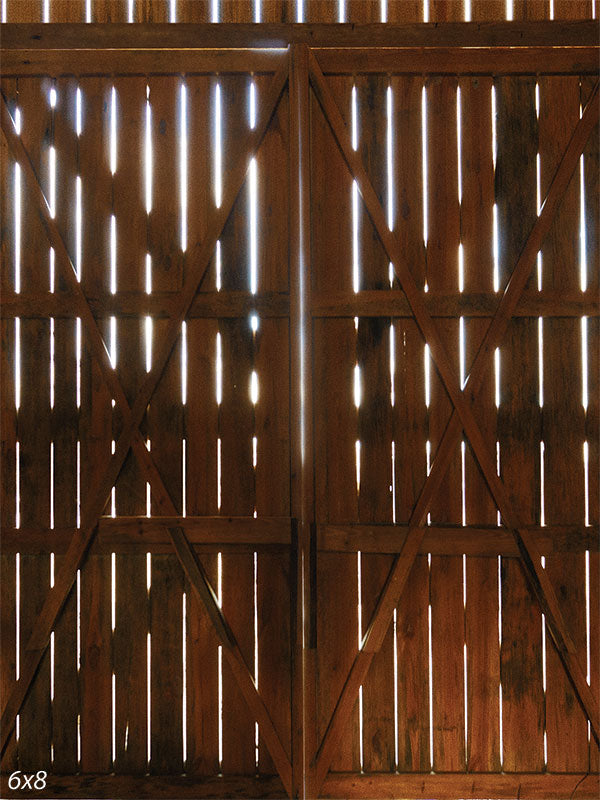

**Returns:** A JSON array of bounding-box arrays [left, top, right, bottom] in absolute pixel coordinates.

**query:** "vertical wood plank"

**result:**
[[430, 0, 464, 21], [495, 75, 544, 772], [354, 73, 395, 774], [17, 317, 52, 771], [111, 76, 148, 777], [77, 77, 113, 775], [176, 0, 210, 21], [51, 77, 79, 775], [218, 73, 256, 777], [539, 75, 588, 772], [0, 318, 18, 772], [306, 0, 338, 21], [425, 74, 465, 774], [466, 557, 500, 771], [387, 1, 423, 22], [5, 1, 42, 22], [395, 555, 430, 771], [459, 75, 500, 773], [92, 0, 128, 22], [184, 319, 219, 777]]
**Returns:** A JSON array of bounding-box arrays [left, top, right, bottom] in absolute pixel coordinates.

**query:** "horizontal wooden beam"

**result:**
[[0, 290, 290, 319], [312, 289, 599, 318], [0, 773, 287, 799], [3, 289, 597, 320], [320, 523, 599, 556], [2, 520, 596, 556], [2, 21, 597, 50], [4, 45, 597, 77], [321, 772, 600, 800], [316, 46, 599, 75], [0, 48, 285, 76]]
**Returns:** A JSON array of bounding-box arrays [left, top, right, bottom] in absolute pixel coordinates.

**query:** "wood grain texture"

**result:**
[[539, 75, 588, 771]]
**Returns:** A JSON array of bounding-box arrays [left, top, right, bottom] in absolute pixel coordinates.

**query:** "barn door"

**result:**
[[306, 50, 599, 799], [1, 61, 295, 797]]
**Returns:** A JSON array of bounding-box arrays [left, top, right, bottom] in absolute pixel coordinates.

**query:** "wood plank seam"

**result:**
[[307, 53, 599, 789], [0, 63, 293, 793]]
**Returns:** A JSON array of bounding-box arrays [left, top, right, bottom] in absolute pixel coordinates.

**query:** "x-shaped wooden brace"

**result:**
[[1, 59, 293, 794], [308, 52, 599, 791]]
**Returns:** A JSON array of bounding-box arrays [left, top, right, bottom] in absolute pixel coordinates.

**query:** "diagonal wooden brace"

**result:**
[[308, 55, 599, 789]]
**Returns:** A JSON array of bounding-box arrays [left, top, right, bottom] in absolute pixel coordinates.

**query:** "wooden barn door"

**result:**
[[306, 50, 599, 799], [1, 59, 295, 797]]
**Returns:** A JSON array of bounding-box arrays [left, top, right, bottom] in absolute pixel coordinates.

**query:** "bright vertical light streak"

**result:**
[[15, 442, 20, 528], [76, 318, 82, 408], [580, 155, 587, 291], [110, 317, 117, 369], [216, 240, 222, 292], [254, 0, 260, 22], [182, 439, 187, 516], [458, 243, 464, 293], [381, 0, 387, 22], [355, 440, 361, 493], [549, 0, 554, 18], [422, 86, 428, 248], [43, 0, 49, 21], [111, 552, 116, 631], [352, 181, 359, 293], [424, 344, 431, 408], [464, 0, 471, 20], [76, 439, 81, 526], [128, 0, 134, 22], [215, 84, 222, 208], [15, 162, 21, 293], [387, 85, 393, 231], [536, 152, 542, 289], [146, 253, 152, 294], [428, 599, 433, 768], [540, 441, 545, 527], [491, 86, 497, 171], [581, 316, 588, 410], [145, 96, 152, 214], [457, 86, 462, 205], [389, 325, 395, 407], [461, 440, 466, 526], [584, 441, 590, 528], [211, 0, 219, 22], [170, 0, 176, 22], [50, 318, 55, 408], [216, 333, 222, 405], [180, 83, 187, 252], [50, 248, 55, 293], [296, 0, 304, 22], [147, 632, 152, 765], [459, 317, 466, 389], [249, 157, 258, 294], [249, 81, 257, 130], [353, 364, 361, 408], [49, 146, 56, 218], [495, 348, 500, 408], [85, 0, 91, 23], [493, 204, 499, 292], [76, 87, 82, 136], [393, 608, 398, 765], [250, 370, 259, 405], [50, 442, 55, 528], [110, 215, 117, 294], [338, 0, 345, 21], [145, 316, 152, 373], [110, 86, 117, 175], [15, 318, 21, 410], [506, 0, 513, 20], [217, 438, 222, 511], [538, 317, 543, 407], [182, 593, 187, 763], [351, 86, 358, 151], [181, 321, 187, 405], [1, 0, 5, 22], [423, 0, 429, 22], [76, 176, 82, 280]]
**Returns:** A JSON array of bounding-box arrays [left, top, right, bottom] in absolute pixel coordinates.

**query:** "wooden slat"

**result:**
[[0, 318, 18, 772], [217, 72, 257, 778], [184, 315, 219, 776], [17, 314, 52, 768], [353, 73, 395, 775], [4, 21, 599, 48], [425, 74, 465, 773], [465, 556, 500, 770], [494, 75, 544, 771], [539, 75, 589, 772], [4, 287, 600, 320], [387, 0, 423, 22], [430, 0, 465, 21], [459, 73, 500, 773], [77, 76, 113, 773], [321, 771, 600, 799]]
